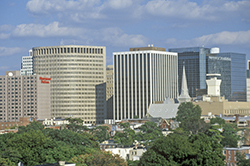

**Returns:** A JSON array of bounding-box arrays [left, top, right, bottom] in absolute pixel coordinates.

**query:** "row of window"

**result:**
[[34, 47, 104, 55]]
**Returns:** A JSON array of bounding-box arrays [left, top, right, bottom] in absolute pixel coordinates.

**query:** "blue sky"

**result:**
[[0, 0, 250, 75]]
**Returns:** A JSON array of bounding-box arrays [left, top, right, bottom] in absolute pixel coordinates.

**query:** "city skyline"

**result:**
[[0, 0, 250, 75]]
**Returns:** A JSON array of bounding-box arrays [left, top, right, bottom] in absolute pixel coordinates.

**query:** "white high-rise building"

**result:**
[[113, 46, 178, 120], [32, 45, 106, 124], [20, 50, 33, 75]]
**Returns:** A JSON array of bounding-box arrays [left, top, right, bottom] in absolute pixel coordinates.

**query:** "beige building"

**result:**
[[106, 65, 113, 119], [193, 74, 250, 116], [32, 45, 106, 124], [0, 71, 51, 122], [193, 96, 250, 116]]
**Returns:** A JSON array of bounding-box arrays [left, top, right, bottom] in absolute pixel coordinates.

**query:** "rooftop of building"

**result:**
[[129, 45, 166, 51]]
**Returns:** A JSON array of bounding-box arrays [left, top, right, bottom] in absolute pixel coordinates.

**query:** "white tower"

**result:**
[[206, 74, 221, 96], [178, 63, 191, 103]]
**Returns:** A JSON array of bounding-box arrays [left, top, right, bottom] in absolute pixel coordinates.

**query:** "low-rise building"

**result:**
[[0, 117, 30, 130], [129, 146, 147, 161], [99, 140, 118, 151], [223, 147, 250, 166], [105, 147, 133, 161], [43, 118, 69, 126]]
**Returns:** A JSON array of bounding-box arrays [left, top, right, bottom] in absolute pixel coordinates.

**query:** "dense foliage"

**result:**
[[0, 121, 99, 165], [138, 102, 227, 166], [176, 102, 210, 134], [113, 121, 163, 147], [0, 119, 113, 166], [70, 150, 127, 166], [139, 132, 225, 166]]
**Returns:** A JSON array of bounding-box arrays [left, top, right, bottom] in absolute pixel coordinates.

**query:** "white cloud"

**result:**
[[101, 27, 147, 47], [26, 0, 100, 14], [11, 22, 83, 38], [0, 47, 27, 57], [165, 30, 250, 47], [0, 22, 147, 48], [103, 0, 133, 9], [25, 0, 250, 23], [193, 30, 250, 45]]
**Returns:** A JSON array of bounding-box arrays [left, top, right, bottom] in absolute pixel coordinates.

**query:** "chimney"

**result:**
[[235, 114, 239, 125]]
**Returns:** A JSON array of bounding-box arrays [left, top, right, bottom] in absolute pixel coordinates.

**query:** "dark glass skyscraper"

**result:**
[[216, 52, 246, 101], [169, 47, 210, 98], [206, 55, 231, 100], [168, 47, 246, 101]]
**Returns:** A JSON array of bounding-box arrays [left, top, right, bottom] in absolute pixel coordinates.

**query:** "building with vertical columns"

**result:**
[[113, 46, 178, 120], [32, 45, 106, 124]]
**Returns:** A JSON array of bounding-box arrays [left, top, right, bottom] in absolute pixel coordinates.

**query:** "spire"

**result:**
[[178, 62, 191, 103]]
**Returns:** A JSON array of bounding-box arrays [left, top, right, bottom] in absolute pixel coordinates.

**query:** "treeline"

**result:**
[[0, 119, 126, 166]]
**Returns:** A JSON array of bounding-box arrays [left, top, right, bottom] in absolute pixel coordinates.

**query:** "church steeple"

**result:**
[[178, 62, 191, 103]]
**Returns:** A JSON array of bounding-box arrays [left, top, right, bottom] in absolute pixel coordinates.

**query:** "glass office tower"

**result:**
[[169, 47, 246, 101], [169, 47, 210, 97], [217, 52, 246, 101], [206, 56, 231, 100]]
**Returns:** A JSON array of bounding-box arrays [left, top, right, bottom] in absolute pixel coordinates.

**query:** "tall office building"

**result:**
[[0, 71, 51, 122], [32, 45, 106, 124], [169, 47, 246, 101], [20, 50, 33, 75], [106, 65, 113, 119], [206, 55, 231, 100], [169, 47, 210, 97], [216, 52, 246, 101], [113, 46, 178, 120]]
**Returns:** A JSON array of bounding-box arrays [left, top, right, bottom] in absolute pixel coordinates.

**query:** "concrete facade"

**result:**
[[20, 50, 33, 75], [0, 71, 51, 122], [113, 47, 178, 120], [32, 45, 106, 124], [193, 96, 250, 116], [0, 117, 30, 130], [106, 65, 113, 119]]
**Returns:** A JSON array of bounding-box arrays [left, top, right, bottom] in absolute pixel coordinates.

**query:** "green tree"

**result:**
[[221, 123, 239, 147], [139, 133, 225, 166], [236, 152, 250, 166], [210, 117, 226, 125], [70, 151, 127, 166], [120, 122, 130, 129], [66, 118, 88, 133], [137, 121, 163, 146], [176, 102, 210, 134], [176, 102, 201, 122], [114, 128, 135, 146], [91, 126, 110, 143], [43, 128, 99, 153], [0, 157, 15, 166], [139, 133, 196, 166], [17, 121, 44, 134]]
